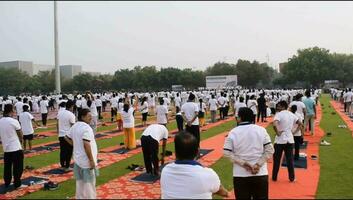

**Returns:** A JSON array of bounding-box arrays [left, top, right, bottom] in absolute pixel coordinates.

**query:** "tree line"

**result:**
[[1, 46, 353, 95]]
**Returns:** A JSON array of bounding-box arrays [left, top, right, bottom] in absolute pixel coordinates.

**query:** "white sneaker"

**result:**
[[320, 140, 331, 146]]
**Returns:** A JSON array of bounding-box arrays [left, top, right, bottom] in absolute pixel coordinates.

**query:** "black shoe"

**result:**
[[272, 177, 277, 182]]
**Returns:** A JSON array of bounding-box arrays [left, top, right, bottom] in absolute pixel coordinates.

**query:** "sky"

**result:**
[[1, 1, 353, 74]]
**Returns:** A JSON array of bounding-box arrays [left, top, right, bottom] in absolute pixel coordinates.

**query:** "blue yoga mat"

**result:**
[[282, 156, 307, 169], [130, 173, 159, 183], [196, 149, 214, 160]]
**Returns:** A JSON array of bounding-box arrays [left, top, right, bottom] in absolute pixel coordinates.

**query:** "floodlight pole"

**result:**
[[54, 1, 61, 94]]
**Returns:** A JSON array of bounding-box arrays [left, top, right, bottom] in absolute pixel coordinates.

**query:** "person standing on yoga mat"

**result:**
[[0, 104, 24, 189], [223, 107, 274, 199], [181, 93, 200, 147], [57, 100, 76, 172], [121, 94, 138, 150], [65, 109, 98, 199], [302, 90, 316, 136], [19, 104, 39, 152], [140, 124, 168, 176], [161, 132, 229, 199], [290, 105, 304, 161], [272, 100, 302, 182]]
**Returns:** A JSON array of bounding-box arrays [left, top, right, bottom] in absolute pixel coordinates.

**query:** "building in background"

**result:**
[[279, 62, 287, 73], [0, 60, 34, 76], [60, 65, 82, 80], [33, 64, 55, 75]]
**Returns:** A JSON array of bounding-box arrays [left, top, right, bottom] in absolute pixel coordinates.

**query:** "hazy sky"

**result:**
[[1, 1, 353, 74]]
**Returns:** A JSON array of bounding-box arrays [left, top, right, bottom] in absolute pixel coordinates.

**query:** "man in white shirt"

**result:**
[[19, 105, 39, 152], [141, 124, 168, 176], [156, 99, 169, 126], [0, 104, 24, 189], [65, 109, 98, 199], [14, 97, 24, 121], [161, 132, 229, 199], [208, 94, 218, 123], [224, 107, 274, 199], [40, 96, 49, 128], [272, 100, 302, 182], [234, 96, 247, 121], [181, 93, 200, 146], [95, 96, 103, 120], [217, 92, 226, 120], [290, 105, 304, 161], [57, 100, 76, 171]]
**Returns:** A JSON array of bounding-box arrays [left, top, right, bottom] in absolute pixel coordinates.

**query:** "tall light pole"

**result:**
[[54, 1, 61, 94]]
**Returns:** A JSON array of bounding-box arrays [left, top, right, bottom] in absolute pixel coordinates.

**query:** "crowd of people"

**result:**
[[0, 87, 329, 199]]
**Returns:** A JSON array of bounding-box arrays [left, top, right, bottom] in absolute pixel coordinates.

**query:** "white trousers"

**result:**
[[75, 176, 96, 199]]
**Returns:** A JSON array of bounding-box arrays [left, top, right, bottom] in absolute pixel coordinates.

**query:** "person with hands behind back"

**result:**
[[223, 107, 274, 199], [65, 109, 98, 199]]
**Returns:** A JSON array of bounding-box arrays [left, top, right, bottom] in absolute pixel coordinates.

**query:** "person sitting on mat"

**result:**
[[223, 107, 274, 199], [140, 124, 168, 176], [161, 131, 229, 199], [272, 100, 302, 182]]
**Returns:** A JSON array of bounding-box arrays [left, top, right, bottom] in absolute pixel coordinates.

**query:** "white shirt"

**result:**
[[121, 107, 135, 128], [234, 102, 247, 117], [292, 112, 303, 137], [208, 99, 218, 111], [57, 109, 76, 137], [175, 96, 182, 108], [217, 96, 226, 107], [289, 101, 306, 119], [247, 99, 258, 115], [274, 110, 299, 144], [95, 99, 102, 107], [181, 102, 200, 126], [19, 112, 34, 135], [224, 123, 272, 177], [161, 162, 220, 199], [89, 101, 98, 117], [156, 105, 168, 124], [141, 124, 168, 142], [67, 122, 97, 169], [15, 101, 24, 116], [139, 101, 149, 114], [40, 100, 49, 114], [0, 117, 22, 152]]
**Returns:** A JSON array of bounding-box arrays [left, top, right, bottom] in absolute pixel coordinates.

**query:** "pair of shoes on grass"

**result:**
[[320, 140, 331, 146]]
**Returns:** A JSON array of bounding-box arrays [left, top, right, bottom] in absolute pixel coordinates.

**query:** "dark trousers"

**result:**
[[224, 106, 229, 117], [185, 125, 200, 147], [59, 137, 73, 168], [294, 136, 302, 160], [41, 113, 48, 126], [141, 135, 159, 175], [111, 108, 117, 122], [176, 115, 184, 132], [270, 108, 276, 115], [272, 143, 295, 181], [4, 150, 24, 187], [219, 107, 225, 120], [97, 106, 102, 119], [257, 107, 267, 122], [102, 101, 107, 112], [233, 175, 268, 200]]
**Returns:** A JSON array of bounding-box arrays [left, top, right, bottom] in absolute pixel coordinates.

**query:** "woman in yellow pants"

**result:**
[[121, 94, 138, 149]]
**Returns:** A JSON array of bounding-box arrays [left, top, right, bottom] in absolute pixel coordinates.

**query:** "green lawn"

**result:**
[[316, 94, 353, 199], [21, 119, 237, 199]]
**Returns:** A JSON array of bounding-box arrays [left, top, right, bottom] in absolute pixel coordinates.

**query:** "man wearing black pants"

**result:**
[[181, 93, 200, 146], [257, 93, 267, 123], [57, 101, 75, 171], [0, 104, 24, 189], [140, 124, 168, 176], [224, 107, 274, 199], [272, 101, 302, 182]]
